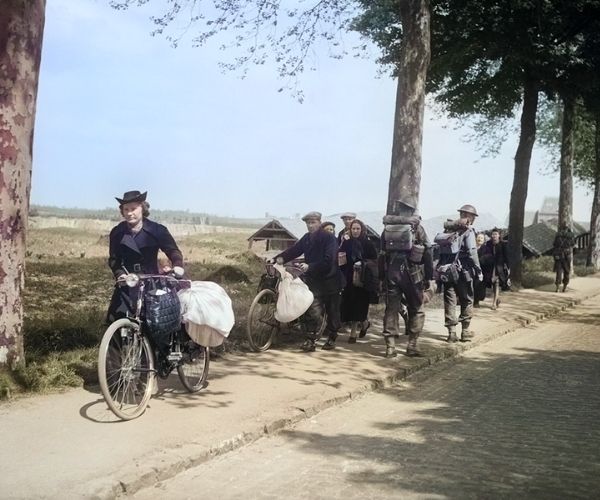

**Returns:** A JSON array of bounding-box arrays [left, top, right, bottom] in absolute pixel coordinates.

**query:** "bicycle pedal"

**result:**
[[167, 352, 183, 363]]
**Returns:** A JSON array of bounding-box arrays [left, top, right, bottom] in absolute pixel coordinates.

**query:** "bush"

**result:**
[[522, 256, 555, 273], [575, 265, 597, 277], [521, 271, 555, 289]]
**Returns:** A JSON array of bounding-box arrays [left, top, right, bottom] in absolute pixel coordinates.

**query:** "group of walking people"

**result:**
[[273, 202, 516, 358], [106, 189, 577, 361]]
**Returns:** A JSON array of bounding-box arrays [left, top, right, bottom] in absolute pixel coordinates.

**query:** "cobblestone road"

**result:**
[[133, 299, 600, 499]]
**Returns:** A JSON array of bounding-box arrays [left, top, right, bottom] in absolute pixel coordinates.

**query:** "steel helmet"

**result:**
[[457, 204, 478, 217]]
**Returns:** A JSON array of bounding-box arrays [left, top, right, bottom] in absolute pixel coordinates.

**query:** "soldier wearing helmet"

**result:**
[[438, 204, 482, 342], [380, 200, 434, 357]]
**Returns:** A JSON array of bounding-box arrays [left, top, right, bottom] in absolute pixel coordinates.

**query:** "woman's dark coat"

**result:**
[[479, 239, 510, 288], [339, 236, 378, 322], [106, 219, 183, 322]]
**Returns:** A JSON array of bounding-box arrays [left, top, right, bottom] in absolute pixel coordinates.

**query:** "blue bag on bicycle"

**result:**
[[144, 279, 181, 351]]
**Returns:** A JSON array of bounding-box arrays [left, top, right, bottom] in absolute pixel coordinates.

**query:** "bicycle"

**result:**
[[98, 273, 210, 420], [246, 263, 327, 352]]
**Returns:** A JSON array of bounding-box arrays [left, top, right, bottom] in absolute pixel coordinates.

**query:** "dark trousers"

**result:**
[[443, 277, 474, 330], [301, 292, 341, 341], [383, 266, 425, 338], [554, 258, 571, 287]]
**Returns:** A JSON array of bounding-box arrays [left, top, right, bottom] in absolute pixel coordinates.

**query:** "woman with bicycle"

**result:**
[[99, 191, 210, 420], [106, 190, 185, 323]]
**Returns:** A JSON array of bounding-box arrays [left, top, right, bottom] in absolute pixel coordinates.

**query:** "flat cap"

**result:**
[[302, 211, 322, 221], [340, 212, 357, 219]]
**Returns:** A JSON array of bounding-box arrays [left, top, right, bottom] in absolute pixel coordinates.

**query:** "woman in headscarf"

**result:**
[[339, 219, 378, 342]]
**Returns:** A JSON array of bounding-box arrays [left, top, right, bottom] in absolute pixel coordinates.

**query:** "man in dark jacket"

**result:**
[[381, 200, 434, 357], [276, 211, 344, 351], [553, 224, 576, 292], [106, 190, 184, 323]]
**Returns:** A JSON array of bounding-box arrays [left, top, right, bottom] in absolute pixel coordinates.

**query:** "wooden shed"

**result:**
[[247, 219, 300, 253]]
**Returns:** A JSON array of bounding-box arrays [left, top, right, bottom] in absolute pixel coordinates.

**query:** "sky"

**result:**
[[31, 0, 594, 223]]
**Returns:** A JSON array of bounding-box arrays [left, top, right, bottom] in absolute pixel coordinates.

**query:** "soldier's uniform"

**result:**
[[439, 205, 482, 342], [381, 202, 433, 357], [553, 226, 576, 292]]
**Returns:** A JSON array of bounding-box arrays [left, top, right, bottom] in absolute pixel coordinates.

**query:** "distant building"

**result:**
[[533, 197, 559, 224]]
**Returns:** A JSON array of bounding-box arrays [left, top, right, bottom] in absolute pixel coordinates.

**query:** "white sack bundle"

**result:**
[[178, 281, 235, 347], [272, 263, 314, 323]]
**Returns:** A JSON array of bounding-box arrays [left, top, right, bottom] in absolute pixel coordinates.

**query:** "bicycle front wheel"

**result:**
[[246, 288, 279, 351], [98, 318, 155, 420], [178, 342, 210, 392]]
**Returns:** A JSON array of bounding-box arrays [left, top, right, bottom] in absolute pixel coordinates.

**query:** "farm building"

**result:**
[[247, 217, 382, 258], [522, 220, 588, 258]]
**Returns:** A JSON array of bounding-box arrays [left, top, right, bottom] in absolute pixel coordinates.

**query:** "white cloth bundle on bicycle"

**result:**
[[272, 263, 314, 323], [178, 281, 235, 346]]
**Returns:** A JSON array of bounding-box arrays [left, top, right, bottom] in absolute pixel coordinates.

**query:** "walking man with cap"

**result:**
[[338, 212, 357, 244], [438, 204, 482, 342], [275, 211, 345, 351], [381, 200, 433, 357]]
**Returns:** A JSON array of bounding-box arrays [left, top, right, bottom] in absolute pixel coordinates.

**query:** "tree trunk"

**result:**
[[0, 0, 46, 368], [386, 0, 430, 214], [558, 95, 575, 230], [586, 113, 600, 269], [508, 78, 538, 286]]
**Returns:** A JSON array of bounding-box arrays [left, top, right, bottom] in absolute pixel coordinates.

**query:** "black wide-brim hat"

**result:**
[[116, 190, 147, 205]]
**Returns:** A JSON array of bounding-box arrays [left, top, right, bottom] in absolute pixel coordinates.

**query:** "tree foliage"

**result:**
[[110, 0, 362, 98]]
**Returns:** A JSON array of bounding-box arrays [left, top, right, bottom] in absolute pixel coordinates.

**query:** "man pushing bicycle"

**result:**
[[273, 211, 345, 352]]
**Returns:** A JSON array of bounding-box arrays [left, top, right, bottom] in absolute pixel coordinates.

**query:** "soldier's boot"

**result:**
[[405, 334, 421, 357], [555, 284, 560, 293], [446, 327, 458, 343], [461, 322, 474, 342], [562, 284, 567, 293], [384, 335, 397, 358]]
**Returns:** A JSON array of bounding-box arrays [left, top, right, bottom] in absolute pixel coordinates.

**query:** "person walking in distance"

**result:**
[[435, 204, 482, 343], [473, 232, 486, 308], [274, 212, 345, 351], [480, 227, 510, 309], [552, 224, 576, 292], [381, 200, 433, 357]]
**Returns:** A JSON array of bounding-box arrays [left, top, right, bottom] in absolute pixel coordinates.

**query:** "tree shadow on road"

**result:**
[[277, 346, 600, 499]]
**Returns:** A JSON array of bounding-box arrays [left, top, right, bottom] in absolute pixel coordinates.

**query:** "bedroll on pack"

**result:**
[[384, 224, 413, 252], [434, 231, 462, 255]]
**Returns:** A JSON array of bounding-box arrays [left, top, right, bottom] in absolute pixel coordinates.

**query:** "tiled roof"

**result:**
[[522, 220, 588, 257]]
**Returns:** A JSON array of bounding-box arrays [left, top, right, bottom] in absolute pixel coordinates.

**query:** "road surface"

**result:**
[[133, 298, 600, 499]]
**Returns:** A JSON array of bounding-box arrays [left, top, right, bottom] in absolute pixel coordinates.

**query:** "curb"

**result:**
[[83, 286, 599, 499]]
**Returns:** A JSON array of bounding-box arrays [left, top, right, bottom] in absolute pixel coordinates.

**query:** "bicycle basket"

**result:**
[[143, 279, 181, 351]]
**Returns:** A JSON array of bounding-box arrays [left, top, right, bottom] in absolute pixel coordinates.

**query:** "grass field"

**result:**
[[1, 225, 266, 399]]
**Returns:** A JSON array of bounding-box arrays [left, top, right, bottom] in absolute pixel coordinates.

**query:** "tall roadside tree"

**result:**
[[0, 1, 46, 368], [112, 0, 432, 213], [357, 0, 600, 285]]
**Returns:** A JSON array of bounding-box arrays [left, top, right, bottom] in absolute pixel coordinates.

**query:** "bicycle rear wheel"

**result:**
[[98, 318, 154, 421], [246, 288, 279, 351], [177, 342, 210, 392]]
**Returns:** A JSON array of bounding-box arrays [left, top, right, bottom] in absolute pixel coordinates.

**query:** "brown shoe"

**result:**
[[461, 330, 474, 342], [446, 330, 458, 343]]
